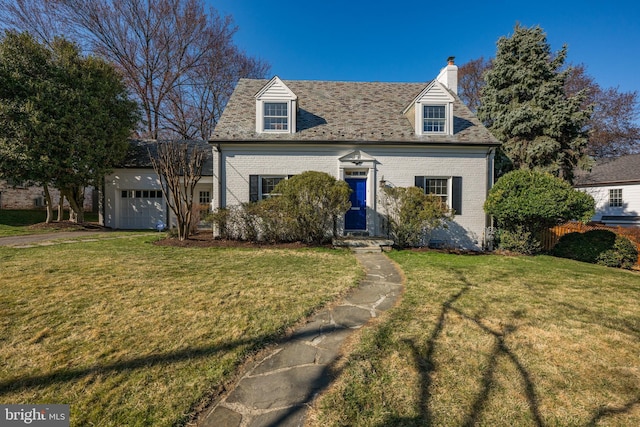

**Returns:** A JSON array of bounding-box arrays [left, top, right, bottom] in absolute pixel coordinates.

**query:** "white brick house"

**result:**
[[208, 59, 500, 249], [102, 60, 500, 248], [574, 153, 640, 227]]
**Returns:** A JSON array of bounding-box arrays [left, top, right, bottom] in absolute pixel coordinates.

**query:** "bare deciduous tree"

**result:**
[[458, 56, 491, 113], [149, 141, 206, 240], [0, 0, 60, 46], [565, 64, 640, 158], [0, 0, 270, 140], [164, 45, 270, 139]]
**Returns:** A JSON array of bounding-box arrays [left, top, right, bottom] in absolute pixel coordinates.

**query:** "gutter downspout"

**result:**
[[211, 143, 223, 238], [485, 147, 496, 250], [214, 143, 223, 210]]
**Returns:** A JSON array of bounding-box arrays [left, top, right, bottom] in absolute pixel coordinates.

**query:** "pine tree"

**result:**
[[478, 24, 592, 183]]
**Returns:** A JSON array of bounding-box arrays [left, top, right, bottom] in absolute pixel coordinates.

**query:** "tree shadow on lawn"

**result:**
[[392, 271, 544, 426], [0, 325, 354, 427], [377, 270, 640, 427], [0, 334, 271, 396]]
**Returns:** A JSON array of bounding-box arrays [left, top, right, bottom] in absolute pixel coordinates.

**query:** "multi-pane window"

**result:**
[[415, 176, 462, 214], [261, 176, 285, 199], [121, 190, 162, 198], [609, 188, 623, 207], [264, 102, 288, 131], [250, 175, 292, 202], [199, 191, 211, 205], [425, 178, 449, 204], [423, 105, 446, 133]]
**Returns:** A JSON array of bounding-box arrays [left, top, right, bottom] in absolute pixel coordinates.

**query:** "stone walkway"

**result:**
[[196, 251, 404, 427]]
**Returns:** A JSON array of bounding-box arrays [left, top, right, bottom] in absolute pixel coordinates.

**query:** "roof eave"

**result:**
[[208, 138, 500, 147], [575, 179, 640, 188]]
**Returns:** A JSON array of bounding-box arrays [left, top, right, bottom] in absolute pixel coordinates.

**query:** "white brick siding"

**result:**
[[215, 144, 493, 249]]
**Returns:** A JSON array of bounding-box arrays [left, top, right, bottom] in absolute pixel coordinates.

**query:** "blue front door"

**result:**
[[345, 178, 366, 230]]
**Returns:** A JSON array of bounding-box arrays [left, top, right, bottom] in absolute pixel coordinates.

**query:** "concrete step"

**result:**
[[333, 237, 394, 253]]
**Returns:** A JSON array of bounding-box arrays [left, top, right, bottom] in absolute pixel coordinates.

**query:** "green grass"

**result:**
[[0, 209, 99, 237], [308, 252, 640, 427], [0, 237, 362, 426]]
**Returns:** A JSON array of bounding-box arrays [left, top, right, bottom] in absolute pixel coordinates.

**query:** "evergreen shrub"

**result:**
[[380, 186, 454, 248], [552, 230, 638, 269], [497, 227, 541, 255], [209, 171, 351, 244]]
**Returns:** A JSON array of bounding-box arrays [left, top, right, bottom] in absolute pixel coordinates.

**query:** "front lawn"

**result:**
[[307, 252, 640, 426], [0, 236, 361, 426], [0, 209, 100, 237]]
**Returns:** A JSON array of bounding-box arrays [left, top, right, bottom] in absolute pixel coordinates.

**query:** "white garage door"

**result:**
[[119, 190, 165, 229]]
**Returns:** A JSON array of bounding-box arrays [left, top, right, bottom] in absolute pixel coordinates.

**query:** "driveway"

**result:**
[[0, 231, 112, 247]]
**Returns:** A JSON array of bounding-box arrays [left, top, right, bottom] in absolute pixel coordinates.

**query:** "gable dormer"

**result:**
[[403, 80, 455, 136], [255, 76, 297, 134]]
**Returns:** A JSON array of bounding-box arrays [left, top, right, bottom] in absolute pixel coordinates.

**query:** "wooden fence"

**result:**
[[540, 222, 640, 266]]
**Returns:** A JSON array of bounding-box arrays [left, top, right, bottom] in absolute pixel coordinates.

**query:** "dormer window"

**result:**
[[405, 80, 455, 136], [264, 102, 288, 131], [255, 76, 297, 134], [423, 105, 446, 133]]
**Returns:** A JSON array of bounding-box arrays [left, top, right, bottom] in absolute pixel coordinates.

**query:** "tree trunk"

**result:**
[[57, 193, 65, 221], [61, 186, 85, 223], [43, 184, 54, 223]]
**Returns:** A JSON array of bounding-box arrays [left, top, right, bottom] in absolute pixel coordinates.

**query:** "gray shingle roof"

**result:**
[[119, 139, 214, 175], [574, 153, 640, 186], [211, 78, 500, 145]]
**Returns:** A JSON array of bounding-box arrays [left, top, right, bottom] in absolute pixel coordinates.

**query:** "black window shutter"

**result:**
[[415, 176, 426, 191], [452, 176, 462, 215], [249, 175, 259, 202]]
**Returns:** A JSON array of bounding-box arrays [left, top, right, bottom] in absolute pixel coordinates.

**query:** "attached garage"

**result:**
[[119, 189, 166, 229], [102, 140, 214, 231]]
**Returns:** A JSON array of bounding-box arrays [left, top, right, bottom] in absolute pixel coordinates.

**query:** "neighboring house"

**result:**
[[209, 59, 500, 249], [574, 153, 640, 227], [102, 140, 214, 229], [0, 179, 94, 212]]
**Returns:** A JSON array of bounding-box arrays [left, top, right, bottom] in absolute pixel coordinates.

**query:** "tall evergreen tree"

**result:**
[[0, 31, 139, 222], [478, 24, 592, 183]]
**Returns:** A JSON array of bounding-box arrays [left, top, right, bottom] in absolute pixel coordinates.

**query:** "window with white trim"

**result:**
[[345, 170, 367, 177], [424, 178, 448, 203], [415, 176, 463, 214], [199, 191, 211, 205], [261, 176, 285, 199], [249, 175, 291, 202], [609, 188, 623, 207], [263, 102, 288, 131], [423, 105, 446, 133]]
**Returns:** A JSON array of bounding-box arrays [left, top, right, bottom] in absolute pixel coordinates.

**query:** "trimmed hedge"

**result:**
[[552, 230, 638, 269]]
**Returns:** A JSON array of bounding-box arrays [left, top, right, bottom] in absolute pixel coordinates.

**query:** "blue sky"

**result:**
[[209, 0, 640, 94]]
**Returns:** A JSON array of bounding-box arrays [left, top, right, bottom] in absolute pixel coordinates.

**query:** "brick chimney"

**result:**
[[436, 56, 458, 94]]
